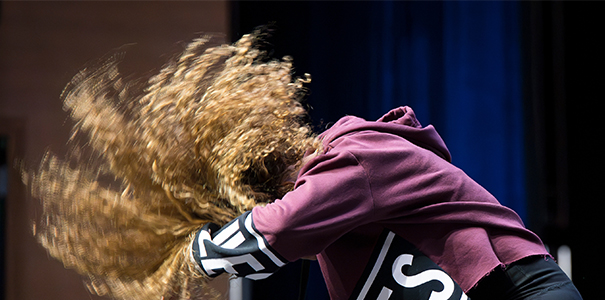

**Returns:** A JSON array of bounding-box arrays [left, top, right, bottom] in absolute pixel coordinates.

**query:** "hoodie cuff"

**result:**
[[191, 211, 288, 280]]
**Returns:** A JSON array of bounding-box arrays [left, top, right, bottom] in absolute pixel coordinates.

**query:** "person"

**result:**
[[27, 30, 582, 300], [191, 105, 584, 300]]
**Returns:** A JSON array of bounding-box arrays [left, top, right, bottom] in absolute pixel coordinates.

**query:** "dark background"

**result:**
[[231, 1, 602, 299]]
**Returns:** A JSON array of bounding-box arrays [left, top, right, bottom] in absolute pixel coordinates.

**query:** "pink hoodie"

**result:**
[[252, 106, 548, 299]]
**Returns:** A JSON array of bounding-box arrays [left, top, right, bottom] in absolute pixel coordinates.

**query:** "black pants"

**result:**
[[467, 256, 583, 300]]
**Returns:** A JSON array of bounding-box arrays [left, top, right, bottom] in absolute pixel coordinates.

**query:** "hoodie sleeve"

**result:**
[[189, 148, 373, 278], [251, 148, 375, 262]]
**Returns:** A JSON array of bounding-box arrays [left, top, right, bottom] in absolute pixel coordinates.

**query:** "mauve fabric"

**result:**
[[252, 106, 548, 300]]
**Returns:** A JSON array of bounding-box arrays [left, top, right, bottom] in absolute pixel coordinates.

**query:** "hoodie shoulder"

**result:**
[[319, 107, 452, 162], [376, 106, 422, 128]]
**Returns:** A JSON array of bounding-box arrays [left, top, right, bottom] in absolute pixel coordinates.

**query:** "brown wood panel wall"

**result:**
[[0, 2, 230, 299]]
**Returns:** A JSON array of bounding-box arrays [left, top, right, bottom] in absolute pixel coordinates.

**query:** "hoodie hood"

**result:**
[[319, 106, 452, 162]]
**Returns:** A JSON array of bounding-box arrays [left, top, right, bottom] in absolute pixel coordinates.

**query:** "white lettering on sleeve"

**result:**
[[391, 254, 455, 300], [201, 254, 265, 275]]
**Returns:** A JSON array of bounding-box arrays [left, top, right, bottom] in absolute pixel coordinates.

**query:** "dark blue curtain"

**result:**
[[304, 1, 525, 220], [440, 1, 524, 220]]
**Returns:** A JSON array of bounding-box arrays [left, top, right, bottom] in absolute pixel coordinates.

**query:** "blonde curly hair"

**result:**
[[24, 30, 319, 300]]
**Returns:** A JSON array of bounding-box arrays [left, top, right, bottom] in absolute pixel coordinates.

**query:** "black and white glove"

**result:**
[[191, 211, 287, 280]]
